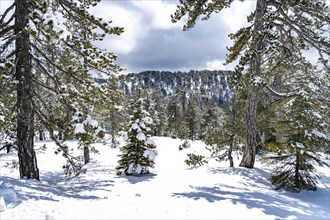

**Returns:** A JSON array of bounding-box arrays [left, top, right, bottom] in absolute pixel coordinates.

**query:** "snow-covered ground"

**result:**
[[1, 137, 329, 219]]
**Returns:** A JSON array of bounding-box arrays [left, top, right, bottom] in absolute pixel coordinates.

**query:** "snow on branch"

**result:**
[[263, 84, 298, 99]]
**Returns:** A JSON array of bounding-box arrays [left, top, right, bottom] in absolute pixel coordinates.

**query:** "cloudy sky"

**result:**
[[0, 0, 257, 73], [90, 0, 255, 73]]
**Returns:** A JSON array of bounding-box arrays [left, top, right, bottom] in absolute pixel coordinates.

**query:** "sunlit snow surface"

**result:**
[[0, 137, 329, 219]]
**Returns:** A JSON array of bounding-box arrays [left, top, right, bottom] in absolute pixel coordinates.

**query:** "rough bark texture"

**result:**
[[240, 87, 259, 168], [239, 0, 266, 168], [15, 0, 39, 180]]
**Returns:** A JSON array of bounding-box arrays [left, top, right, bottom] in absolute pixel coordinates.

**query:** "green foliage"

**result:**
[[262, 143, 329, 192], [1, 0, 124, 177], [204, 90, 245, 167], [262, 63, 330, 192], [185, 153, 208, 168], [116, 95, 157, 176]]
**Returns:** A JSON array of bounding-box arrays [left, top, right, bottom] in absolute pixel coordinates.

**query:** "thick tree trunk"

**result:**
[[15, 0, 39, 180], [239, 0, 266, 168], [240, 87, 259, 168]]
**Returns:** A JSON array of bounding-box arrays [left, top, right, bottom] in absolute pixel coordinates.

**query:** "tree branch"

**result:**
[[263, 84, 298, 99]]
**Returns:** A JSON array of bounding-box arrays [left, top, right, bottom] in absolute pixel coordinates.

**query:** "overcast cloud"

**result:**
[[91, 0, 255, 73], [0, 0, 256, 73]]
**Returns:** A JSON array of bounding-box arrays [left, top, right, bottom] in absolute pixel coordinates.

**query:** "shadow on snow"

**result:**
[[0, 171, 114, 202], [173, 167, 329, 220], [114, 173, 157, 184]]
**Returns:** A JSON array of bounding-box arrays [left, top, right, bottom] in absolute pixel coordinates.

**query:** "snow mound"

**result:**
[[0, 188, 18, 211], [0, 196, 6, 212]]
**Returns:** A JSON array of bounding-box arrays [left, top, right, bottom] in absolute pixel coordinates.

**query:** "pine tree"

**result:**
[[204, 99, 245, 167], [0, 64, 16, 153], [200, 98, 224, 139], [171, 0, 330, 169], [0, 0, 123, 179], [116, 96, 158, 176], [185, 95, 202, 140], [166, 94, 183, 138], [262, 63, 330, 192]]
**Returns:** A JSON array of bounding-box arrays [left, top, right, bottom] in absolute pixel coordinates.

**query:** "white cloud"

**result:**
[[221, 1, 255, 33], [205, 59, 227, 71], [91, 3, 146, 55], [131, 0, 184, 30]]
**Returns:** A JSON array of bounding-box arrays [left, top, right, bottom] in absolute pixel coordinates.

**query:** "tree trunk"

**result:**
[[240, 87, 259, 168], [228, 134, 234, 167], [239, 0, 266, 168], [294, 149, 300, 189], [84, 145, 90, 164], [39, 129, 45, 141], [15, 0, 39, 180]]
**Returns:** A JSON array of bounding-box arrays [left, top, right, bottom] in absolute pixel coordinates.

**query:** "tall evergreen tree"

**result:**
[[200, 98, 224, 139], [185, 95, 202, 140], [116, 95, 158, 176], [263, 63, 329, 192], [171, 0, 330, 168], [0, 0, 123, 179]]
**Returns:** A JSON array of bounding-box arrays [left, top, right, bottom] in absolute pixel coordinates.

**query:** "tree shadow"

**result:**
[[173, 167, 330, 220], [114, 173, 157, 184], [1, 171, 114, 203]]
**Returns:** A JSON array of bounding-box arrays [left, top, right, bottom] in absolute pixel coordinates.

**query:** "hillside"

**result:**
[[119, 70, 232, 109]]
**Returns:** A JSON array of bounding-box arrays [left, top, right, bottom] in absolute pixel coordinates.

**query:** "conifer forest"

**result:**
[[0, 0, 329, 219]]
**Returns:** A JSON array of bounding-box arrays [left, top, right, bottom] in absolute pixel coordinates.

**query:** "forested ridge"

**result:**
[[118, 70, 232, 109]]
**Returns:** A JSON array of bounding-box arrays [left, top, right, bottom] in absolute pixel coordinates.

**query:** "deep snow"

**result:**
[[0, 137, 329, 219]]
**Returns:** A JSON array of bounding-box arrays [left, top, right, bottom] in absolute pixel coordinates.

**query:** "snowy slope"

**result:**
[[0, 137, 329, 219]]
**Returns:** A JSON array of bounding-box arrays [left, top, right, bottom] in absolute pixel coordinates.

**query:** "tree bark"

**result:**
[[39, 129, 45, 141], [228, 134, 234, 167], [240, 87, 259, 168], [83, 145, 90, 164], [239, 0, 266, 168], [15, 0, 39, 180], [295, 149, 300, 189]]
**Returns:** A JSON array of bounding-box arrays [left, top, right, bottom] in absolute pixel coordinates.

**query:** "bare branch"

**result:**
[[0, 2, 15, 22], [0, 25, 14, 38]]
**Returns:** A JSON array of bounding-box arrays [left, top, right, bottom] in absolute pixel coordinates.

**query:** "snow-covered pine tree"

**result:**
[[72, 113, 104, 164], [0, 64, 16, 153], [0, 0, 123, 179], [204, 106, 244, 167], [200, 98, 224, 139], [185, 95, 202, 140], [149, 89, 167, 136], [140, 89, 161, 137], [116, 94, 158, 176], [263, 63, 330, 192], [166, 94, 183, 138]]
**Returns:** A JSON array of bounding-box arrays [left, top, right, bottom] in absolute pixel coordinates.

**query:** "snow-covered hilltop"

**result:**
[[119, 70, 232, 109]]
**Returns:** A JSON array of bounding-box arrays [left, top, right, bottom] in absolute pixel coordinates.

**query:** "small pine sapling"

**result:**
[[204, 109, 244, 167], [185, 153, 208, 168], [72, 112, 105, 165], [116, 97, 158, 176], [262, 74, 330, 192], [262, 142, 329, 192]]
